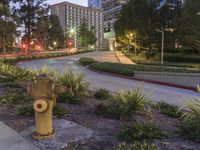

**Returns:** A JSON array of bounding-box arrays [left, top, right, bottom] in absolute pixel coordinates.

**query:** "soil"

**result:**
[[0, 83, 200, 150]]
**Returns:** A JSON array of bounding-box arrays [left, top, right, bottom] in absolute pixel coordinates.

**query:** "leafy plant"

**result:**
[[115, 141, 158, 150], [157, 101, 183, 118], [95, 88, 150, 119], [57, 93, 83, 105], [0, 94, 32, 104], [110, 89, 150, 119], [177, 113, 200, 141], [59, 70, 89, 96], [93, 89, 111, 100], [118, 122, 166, 142], [176, 98, 200, 141]]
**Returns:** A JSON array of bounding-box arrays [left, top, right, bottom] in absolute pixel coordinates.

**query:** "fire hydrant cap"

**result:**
[[33, 99, 48, 113]]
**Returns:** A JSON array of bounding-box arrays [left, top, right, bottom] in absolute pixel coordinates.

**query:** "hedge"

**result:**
[[89, 62, 200, 77], [79, 58, 97, 66]]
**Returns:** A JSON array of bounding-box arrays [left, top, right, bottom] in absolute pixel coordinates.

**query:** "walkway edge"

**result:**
[[87, 67, 196, 92]]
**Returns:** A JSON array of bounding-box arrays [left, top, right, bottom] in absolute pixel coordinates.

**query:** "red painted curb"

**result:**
[[87, 67, 196, 92]]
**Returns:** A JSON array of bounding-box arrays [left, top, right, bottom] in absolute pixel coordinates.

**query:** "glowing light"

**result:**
[[53, 41, 57, 46]]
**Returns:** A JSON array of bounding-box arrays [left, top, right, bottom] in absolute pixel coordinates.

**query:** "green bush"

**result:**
[[95, 89, 150, 119], [89, 62, 200, 75], [118, 122, 166, 142], [59, 70, 89, 96], [79, 58, 97, 66], [164, 53, 200, 63], [115, 141, 158, 150], [157, 101, 183, 118], [177, 113, 200, 141], [93, 89, 111, 100], [57, 93, 83, 105], [0, 94, 32, 104], [16, 105, 68, 117], [90, 62, 134, 76], [176, 98, 200, 141]]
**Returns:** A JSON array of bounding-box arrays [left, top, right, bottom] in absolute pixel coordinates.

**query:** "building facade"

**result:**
[[51, 2, 103, 49], [102, 0, 128, 51], [88, 0, 102, 8]]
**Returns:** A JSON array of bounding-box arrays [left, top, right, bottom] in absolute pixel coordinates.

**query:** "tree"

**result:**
[[174, 0, 200, 53], [48, 15, 65, 49], [77, 20, 96, 48], [0, 0, 17, 53], [115, 0, 159, 54], [13, 0, 49, 51]]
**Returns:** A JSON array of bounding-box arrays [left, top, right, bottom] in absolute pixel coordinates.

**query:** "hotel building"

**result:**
[[51, 2, 103, 49]]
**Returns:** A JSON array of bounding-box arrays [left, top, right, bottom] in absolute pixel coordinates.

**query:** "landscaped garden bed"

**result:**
[[0, 63, 200, 149]]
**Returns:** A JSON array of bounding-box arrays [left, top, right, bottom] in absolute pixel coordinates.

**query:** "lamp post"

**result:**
[[156, 28, 165, 64], [53, 41, 57, 51]]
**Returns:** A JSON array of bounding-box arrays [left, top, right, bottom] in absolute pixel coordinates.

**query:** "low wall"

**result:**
[[134, 71, 200, 88]]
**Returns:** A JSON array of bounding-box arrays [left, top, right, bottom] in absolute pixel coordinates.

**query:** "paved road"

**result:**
[[19, 51, 200, 108]]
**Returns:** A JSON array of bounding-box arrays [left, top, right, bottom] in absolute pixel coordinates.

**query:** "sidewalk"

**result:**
[[0, 121, 39, 150], [114, 51, 135, 64]]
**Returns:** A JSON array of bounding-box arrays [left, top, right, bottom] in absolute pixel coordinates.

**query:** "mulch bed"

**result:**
[[0, 83, 200, 150]]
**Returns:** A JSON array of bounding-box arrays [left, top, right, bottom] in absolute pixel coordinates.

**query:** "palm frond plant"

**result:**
[[196, 84, 200, 93], [109, 88, 150, 119], [31, 65, 57, 80], [59, 70, 89, 96]]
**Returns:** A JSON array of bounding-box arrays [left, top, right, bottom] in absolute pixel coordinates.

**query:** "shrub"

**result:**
[[118, 122, 166, 142], [176, 98, 200, 141], [95, 88, 150, 119], [164, 53, 200, 63], [57, 93, 83, 105], [0, 94, 32, 104], [16, 105, 68, 117], [79, 58, 97, 66], [89, 62, 134, 76], [110, 89, 150, 119], [115, 141, 158, 150], [157, 101, 183, 118], [89, 62, 200, 75], [59, 70, 89, 96], [0, 63, 32, 81], [177, 113, 200, 141], [93, 89, 111, 100]]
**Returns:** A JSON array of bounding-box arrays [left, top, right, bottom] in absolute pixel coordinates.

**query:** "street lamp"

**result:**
[[53, 41, 57, 51], [156, 28, 165, 64]]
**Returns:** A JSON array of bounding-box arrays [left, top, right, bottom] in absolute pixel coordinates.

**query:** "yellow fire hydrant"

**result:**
[[28, 75, 64, 140]]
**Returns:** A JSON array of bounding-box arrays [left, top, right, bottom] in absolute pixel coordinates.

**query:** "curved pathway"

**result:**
[[18, 51, 200, 108]]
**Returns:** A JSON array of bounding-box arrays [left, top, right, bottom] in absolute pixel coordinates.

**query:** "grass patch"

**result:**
[[118, 122, 166, 142], [93, 89, 111, 100], [57, 93, 83, 105], [157, 101, 183, 118]]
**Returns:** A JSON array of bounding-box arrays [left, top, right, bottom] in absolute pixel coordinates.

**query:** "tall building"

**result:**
[[88, 0, 102, 8], [102, 0, 128, 51], [51, 2, 103, 49]]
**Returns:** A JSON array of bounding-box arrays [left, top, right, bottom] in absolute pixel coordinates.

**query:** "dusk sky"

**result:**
[[47, 0, 88, 6]]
